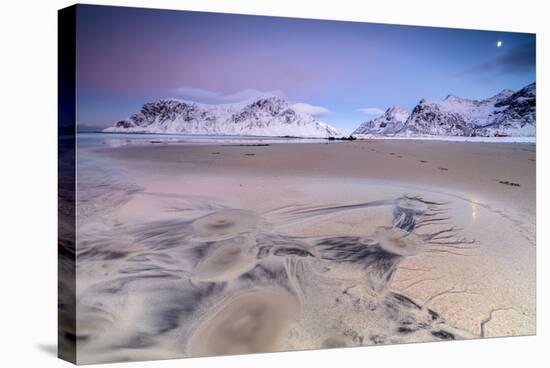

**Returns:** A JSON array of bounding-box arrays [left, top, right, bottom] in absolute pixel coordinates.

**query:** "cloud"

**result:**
[[498, 40, 536, 73], [172, 86, 331, 118], [465, 40, 535, 76], [173, 86, 331, 117], [291, 103, 331, 117], [358, 107, 385, 115], [172, 86, 284, 104]]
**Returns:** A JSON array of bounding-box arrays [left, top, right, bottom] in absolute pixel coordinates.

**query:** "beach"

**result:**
[[74, 137, 536, 363]]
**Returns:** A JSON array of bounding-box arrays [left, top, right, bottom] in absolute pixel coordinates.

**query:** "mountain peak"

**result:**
[[246, 95, 288, 111], [444, 94, 461, 101], [353, 82, 535, 138], [490, 89, 515, 101], [352, 105, 409, 135], [518, 82, 536, 96], [403, 82, 535, 137], [385, 106, 410, 122], [105, 96, 338, 138], [386, 106, 405, 113]]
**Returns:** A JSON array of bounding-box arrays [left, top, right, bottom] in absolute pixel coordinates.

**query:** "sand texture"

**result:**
[[71, 138, 535, 363]]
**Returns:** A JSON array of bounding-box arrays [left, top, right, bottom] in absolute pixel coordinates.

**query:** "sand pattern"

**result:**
[[75, 190, 490, 363], [71, 140, 535, 363]]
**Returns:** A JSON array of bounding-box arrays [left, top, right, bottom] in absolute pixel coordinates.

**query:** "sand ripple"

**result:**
[[74, 187, 533, 363]]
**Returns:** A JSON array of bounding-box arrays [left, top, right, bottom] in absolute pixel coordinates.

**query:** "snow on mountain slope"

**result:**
[[103, 96, 339, 138], [353, 107, 410, 135], [354, 83, 536, 137]]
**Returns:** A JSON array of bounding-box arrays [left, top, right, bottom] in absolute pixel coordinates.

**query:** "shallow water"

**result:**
[[70, 137, 535, 363], [77, 132, 328, 148]]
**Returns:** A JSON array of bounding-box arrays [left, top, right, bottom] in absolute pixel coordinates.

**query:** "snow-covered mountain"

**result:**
[[103, 96, 339, 138], [353, 83, 536, 137], [353, 107, 410, 135]]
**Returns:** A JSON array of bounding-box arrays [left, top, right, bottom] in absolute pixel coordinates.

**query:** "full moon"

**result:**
[[497, 41, 503, 47]]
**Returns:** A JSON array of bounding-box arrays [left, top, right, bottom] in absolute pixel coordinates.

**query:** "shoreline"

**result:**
[[78, 131, 536, 144], [352, 135, 536, 143], [99, 139, 535, 211]]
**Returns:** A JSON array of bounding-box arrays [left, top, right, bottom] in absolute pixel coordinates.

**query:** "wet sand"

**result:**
[[73, 139, 535, 363], [105, 140, 535, 208]]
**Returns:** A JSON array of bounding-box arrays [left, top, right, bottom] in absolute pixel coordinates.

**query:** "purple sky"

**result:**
[[76, 5, 536, 132]]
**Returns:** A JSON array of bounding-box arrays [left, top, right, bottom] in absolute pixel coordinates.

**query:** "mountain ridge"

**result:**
[[353, 83, 536, 137], [104, 96, 339, 138]]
